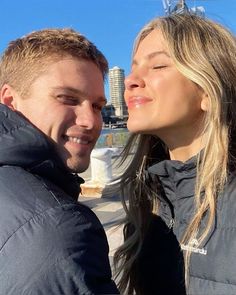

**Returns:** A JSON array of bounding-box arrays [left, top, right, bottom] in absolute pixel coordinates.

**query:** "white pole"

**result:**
[[90, 148, 113, 185]]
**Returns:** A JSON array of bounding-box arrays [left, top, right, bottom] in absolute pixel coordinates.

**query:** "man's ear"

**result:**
[[0, 84, 17, 110]]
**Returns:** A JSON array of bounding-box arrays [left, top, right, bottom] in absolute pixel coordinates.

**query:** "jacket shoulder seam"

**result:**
[[0, 202, 89, 253]]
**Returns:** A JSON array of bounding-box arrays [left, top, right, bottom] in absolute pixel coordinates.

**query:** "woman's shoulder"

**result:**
[[217, 173, 236, 227]]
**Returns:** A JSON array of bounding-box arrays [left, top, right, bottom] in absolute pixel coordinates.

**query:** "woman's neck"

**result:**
[[168, 144, 203, 162], [165, 132, 205, 162]]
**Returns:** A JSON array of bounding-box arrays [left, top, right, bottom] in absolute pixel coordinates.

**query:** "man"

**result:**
[[0, 28, 119, 294]]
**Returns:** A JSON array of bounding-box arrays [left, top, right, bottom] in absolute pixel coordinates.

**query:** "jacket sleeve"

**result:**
[[135, 214, 186, 295], [0, 203, 119, 295], [56, 203, 120, 295], [36, 203, 119, 295]]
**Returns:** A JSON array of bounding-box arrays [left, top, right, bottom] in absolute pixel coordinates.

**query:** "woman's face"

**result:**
[[124, 29, 208, 147]]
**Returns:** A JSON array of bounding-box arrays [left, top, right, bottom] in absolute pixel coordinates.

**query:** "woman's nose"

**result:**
[[124, 72, 145, 90]]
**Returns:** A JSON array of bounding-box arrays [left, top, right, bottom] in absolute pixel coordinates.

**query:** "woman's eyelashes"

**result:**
[[152, 65, 167, 70]]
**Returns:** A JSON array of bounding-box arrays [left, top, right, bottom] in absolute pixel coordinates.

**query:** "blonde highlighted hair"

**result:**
[[114, 14, 236, 294], [0, 28, 108, 96]]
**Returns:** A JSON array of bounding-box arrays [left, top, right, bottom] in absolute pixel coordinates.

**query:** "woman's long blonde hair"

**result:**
[[114, 13, 236, 294]]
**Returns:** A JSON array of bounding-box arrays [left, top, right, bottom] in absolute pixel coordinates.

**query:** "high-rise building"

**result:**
[[108, 66, 127, 118], [162, 0, 205, 17]]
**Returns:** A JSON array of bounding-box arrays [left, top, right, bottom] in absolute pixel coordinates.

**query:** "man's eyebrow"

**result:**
[[52, 86, 86, 96], [132, 50, 170, 66], [52, 86, 107, 103]]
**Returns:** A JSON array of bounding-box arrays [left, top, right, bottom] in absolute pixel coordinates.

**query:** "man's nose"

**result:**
[[75, 103, 96, 130]]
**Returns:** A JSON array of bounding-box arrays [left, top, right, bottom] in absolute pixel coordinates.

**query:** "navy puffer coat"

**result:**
[[148, 157, 236, 295], [0, 104, 119, 295]]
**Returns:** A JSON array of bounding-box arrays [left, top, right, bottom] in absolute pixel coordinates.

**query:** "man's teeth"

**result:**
[[68, 137, 89, 144]]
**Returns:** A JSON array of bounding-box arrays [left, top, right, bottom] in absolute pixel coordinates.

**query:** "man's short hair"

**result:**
[[0, 28, 108, 96]]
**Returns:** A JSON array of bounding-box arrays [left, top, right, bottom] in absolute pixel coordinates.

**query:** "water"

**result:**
[[96, 128, 129, 148]]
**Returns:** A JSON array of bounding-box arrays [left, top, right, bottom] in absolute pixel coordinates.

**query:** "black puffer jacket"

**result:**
[[134, 214, 186, 295], [0, 104, 119, 295], [148, 156, 236, 295]]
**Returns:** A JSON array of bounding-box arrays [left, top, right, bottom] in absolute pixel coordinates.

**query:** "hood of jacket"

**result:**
[[0, 103, 84, 198]]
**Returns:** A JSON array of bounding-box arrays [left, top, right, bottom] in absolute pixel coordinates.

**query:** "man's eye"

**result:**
[[93, 104, 104, 112], [57, 95, 78, 105]]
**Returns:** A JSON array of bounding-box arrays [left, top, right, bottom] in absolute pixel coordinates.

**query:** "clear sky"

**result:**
[[0, 0, 235, 98]]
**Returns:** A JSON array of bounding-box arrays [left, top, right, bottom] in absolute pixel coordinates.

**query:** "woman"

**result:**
[[114, 13, 236, 295]]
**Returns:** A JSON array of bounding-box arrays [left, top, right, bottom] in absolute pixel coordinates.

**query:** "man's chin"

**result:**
[[66, 158, 90, 174]]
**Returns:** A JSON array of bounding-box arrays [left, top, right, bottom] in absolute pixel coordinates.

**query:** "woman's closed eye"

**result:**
[[152, 65, 167, 70]]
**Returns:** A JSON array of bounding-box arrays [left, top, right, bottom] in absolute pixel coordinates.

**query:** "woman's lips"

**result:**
[[127, 96, 152, 109]]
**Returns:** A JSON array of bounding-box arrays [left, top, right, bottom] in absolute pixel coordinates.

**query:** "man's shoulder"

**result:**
[[0, 198, 116, 295], [0, 164, 81, 211], [0, 165, 105, 252]]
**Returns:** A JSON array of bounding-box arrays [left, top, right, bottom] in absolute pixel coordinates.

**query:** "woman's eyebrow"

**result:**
[[132, 50, 170, 66]]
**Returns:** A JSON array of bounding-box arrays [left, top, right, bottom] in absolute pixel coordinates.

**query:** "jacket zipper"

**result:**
[[168, 218, 175, 229]]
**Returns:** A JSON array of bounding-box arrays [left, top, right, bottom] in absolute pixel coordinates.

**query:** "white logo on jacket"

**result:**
[[181, 239, 207, 255]]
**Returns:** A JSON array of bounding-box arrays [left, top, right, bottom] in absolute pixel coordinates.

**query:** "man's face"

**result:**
[[4, 57, 106, 173]]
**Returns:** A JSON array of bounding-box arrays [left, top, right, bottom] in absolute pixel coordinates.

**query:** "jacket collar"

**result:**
[[0, 104, 83, 200], [148, 155, 198, 201], [28, 160, 84, 199], [148, 154, 198, 178]]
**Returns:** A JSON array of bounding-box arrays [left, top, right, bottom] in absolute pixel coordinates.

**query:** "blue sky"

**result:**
[[0, 0, 235, 98]]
